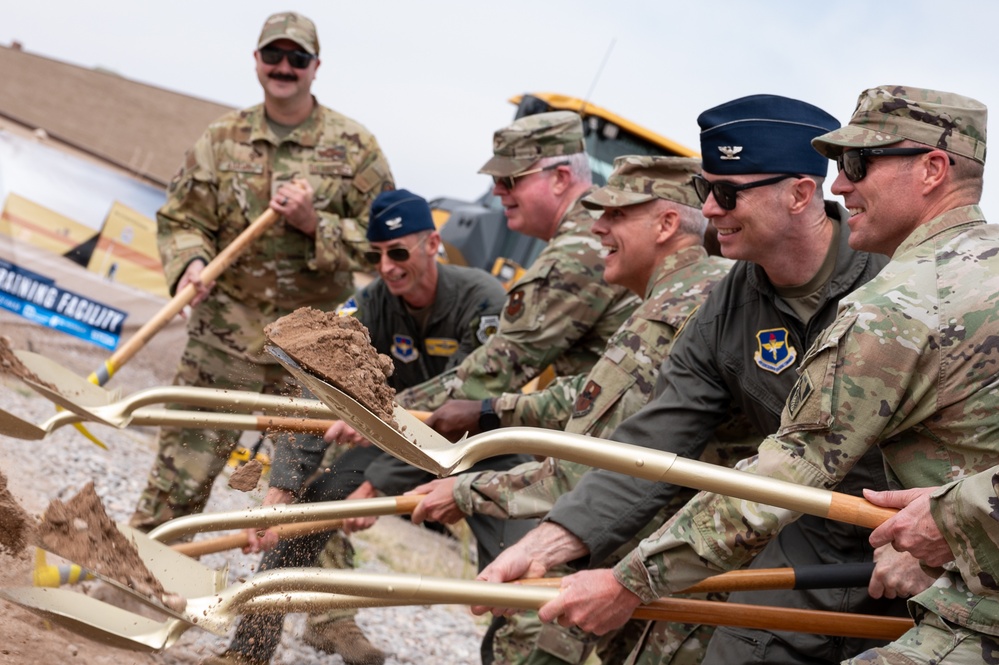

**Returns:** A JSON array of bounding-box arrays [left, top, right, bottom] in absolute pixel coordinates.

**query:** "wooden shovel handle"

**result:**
[[828, 493, 898, 529], [89, 207, 282, 386], [170, 494, 425, 557], [519, 562, 875, 595], [633, 596, 911, 641]]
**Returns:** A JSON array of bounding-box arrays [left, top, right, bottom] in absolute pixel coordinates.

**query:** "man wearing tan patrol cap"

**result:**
[[143, 10, 392, 665], [396, 112, 639, 419], [408, 155, 732, 664], [516, 85, 994, 664]]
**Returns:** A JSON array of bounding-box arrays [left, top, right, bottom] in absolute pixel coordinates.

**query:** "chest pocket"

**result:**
[[500, 258, 556, 334], [778, 312, 858, 435]]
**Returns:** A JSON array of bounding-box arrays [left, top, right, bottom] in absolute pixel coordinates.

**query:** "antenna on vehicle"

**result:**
[[579, 38, 616, 117]]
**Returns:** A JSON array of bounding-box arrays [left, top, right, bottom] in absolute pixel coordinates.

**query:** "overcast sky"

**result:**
[[3, 1, 998, 215]]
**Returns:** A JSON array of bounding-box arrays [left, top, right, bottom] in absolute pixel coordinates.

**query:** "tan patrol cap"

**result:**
[[812, 85, 987, 164], [258, 12, 320, 56], [478, 111, 585, 177], [582, 156, 702, 211]]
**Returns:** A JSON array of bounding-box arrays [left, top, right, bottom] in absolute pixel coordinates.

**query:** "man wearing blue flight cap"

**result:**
[[207, 189, 520, 665], [476, 95, 922, 665]]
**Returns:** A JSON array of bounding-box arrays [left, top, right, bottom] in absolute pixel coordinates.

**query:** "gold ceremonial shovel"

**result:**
[[266, 345, 896, 530], [0, 567, 913, 652]]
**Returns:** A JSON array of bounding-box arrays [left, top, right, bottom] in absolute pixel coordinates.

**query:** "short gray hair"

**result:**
[[539, 152, 592, 184]]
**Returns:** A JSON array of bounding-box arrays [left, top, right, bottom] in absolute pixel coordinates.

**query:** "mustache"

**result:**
[[268, 72, 298, 82]]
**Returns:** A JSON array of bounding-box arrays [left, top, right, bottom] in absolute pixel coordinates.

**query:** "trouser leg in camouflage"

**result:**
[[130, 338, 297, 531], [843, 610, 999, 665]]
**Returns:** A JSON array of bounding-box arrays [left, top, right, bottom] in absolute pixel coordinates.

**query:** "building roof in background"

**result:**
[[0, 43, 234, 187]]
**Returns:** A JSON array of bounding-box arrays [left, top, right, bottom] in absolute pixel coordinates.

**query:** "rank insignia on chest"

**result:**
[[391, 334, 419, 363], [477, 315, 500, 344], [753, 328, 797, 374], [573, 380, 603, 418], [505, 291, 526, 322]]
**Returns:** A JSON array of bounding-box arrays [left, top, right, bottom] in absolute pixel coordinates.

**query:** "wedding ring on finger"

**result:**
[[280, 196, 289, 206]]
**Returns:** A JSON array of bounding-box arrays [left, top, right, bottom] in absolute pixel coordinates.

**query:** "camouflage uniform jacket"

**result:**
[[451, 246, 734, 519], [547, 203, 890, 567], [157, 100, 394, 362], [613, 205, 999, 638], [931, 466, 999, 596], [395, 192, 640, 410]]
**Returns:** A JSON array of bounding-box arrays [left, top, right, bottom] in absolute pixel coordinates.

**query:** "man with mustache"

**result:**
[[131, 11, 393, 664]]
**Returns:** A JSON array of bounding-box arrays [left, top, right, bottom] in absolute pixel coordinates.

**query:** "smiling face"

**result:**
[[370, 232, 441, 306], [491, 162, 563, 240], [699, 169, 797, 265], [830, 148, 925, 256], [255, 38, 319, 104], [591, 200, 666, 294]]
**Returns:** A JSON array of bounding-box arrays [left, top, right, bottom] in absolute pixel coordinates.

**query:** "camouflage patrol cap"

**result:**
[[258, 12, 320, 56], [812, 85, 987, 164], [478, 111, 585, 177], [582, 156, 702, 211]]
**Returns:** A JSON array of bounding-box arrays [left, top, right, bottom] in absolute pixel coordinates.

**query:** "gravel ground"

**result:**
[[0, 322, 487, 664]]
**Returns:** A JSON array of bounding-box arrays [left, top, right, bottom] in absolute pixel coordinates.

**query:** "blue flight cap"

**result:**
[[367, 189, 436, 242], [698, 94, 840, 176]]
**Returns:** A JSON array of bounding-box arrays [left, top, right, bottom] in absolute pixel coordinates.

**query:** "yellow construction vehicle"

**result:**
[[432, 93, 698, 286]]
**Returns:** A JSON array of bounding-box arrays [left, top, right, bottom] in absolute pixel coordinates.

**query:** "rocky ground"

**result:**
[[0, 317, 487, 665]]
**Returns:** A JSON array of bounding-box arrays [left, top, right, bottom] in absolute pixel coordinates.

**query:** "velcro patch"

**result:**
[[787, 373, 813, 418]]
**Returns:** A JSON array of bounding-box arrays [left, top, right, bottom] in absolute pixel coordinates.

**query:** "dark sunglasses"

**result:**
[[692, 173, 803, 211], [493, 161, 569, 191], [363, 235, 430, 265], [836, 147, 955, 183], [259, 46, 316, 69]]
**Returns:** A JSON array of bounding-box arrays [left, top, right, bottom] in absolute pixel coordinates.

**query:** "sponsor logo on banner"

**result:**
[[0, 258, 127, 350]]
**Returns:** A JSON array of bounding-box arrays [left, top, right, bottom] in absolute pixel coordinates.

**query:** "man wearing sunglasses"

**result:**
[[136, 11, 393, 665], [473, 94, 919, 665], [395, 111, 638, 416], [518, 87, 992, 664], [211, 189, 517, 665]]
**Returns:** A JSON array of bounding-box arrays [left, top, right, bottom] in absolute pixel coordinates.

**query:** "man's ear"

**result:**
[[657, 207, 679, 244], [787, 176, 818, 214]]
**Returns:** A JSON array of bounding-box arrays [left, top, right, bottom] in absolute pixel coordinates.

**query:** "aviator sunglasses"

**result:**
[[259, 45, 316, 69], [363, 235, 430, 265], [836, 147, 955, 183], [493, 161, 569, 191], [692, 173, 802, 211]]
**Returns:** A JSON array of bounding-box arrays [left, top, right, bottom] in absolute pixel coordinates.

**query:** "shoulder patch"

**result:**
[[573, 380, 603, 418], [504, 290, 526, 322], [787, 373, 813, 418], [477, 315, 500, 344], [754, 328, 797, 375]]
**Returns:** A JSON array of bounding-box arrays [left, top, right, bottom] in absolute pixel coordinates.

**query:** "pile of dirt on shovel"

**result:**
[[36, 482, 184, 612], [0, 335, 59, 392], [265, 307, 397, 427]]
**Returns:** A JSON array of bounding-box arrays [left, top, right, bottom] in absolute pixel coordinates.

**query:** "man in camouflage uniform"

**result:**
[[477, 94, 916, 665], [129, 11, 393, 665], [529, 86, 996, 665], [395, 111, 639, 413], [408, 155, 734, 665], [209, 189, 510, 665]]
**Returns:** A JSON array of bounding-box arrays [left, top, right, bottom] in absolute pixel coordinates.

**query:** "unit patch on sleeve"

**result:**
[[573, 380, 603, 418], [504, 290, 526, 322], [754, 328, 797, 374], [477, 315, 500, 344], [391, 334, 419, 363]]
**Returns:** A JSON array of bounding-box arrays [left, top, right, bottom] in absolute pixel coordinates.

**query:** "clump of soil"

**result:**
[[0, 335, 59, 392], [36, 482, 183, 610], [266, 307, 397, 426], [0, 470, 36, 556], [228, 459, 264, 492]]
